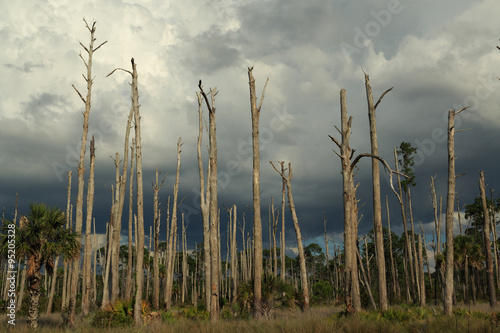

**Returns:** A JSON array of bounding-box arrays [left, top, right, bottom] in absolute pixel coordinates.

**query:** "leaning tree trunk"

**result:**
[[270, 162, 309, 312], [67, 19, 106, 326], [444, 107, 468, 316], [46, 256, 60, 314], [479, 171, 497, 308], [248, 67, 269, 318], [364, 71, 391, 311]]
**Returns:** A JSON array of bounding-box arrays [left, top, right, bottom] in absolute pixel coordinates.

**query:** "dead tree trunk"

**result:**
[[61, 171, 72, 309], [270, 162, 309, 312], [196, 91, 212, 310], [198, 81, 220, 320], [67, 19, 106, 326], [418, 234, 426, 307], [364, 71, 391, 311], [125, 139, 135, 300], [152, 167, 166, 309], [82, 136, 96, 315], [130, 58, 144, 326], [444, 107, 469, 315], [248, 67, 269, 318], [386, 195, 399, 301], [394, 148, 413, 303], [46, 256, 60, 314], [165, 138, 182, 309], [230, 205, 238, 302], [280, 162, 286, 281], [329, 89, 359, 314], [479, 171, 497, 308]]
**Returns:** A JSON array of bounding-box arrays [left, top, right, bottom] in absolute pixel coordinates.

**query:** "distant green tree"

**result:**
[[0, 203, 79, 329], [397, 142, 417, 192]]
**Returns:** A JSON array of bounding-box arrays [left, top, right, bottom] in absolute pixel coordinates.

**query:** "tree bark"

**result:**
[[248, 67, 269, 318], [418, 234, 426, 306], [280, 162, 286, 281], [61, 171, 72, 309], [67, 19, 106, 326], [479, 171, 497, 307], [364, 71, 389, 311], [329, 89, 359, 314], [125, 139, 135, 300], [82, 136, 95, 315], [165, 138, 182, 309], [444, 108, 468, 315], [131, 58, 145, 326], [196, 91, 212, 311], [152, 167, 166, 309], [270, 162, 309, 312]]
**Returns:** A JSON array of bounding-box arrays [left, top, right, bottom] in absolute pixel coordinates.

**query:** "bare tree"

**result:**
[[418, 234, 426, 306], [165, 138, 182, 309], [248, 67, 269, 318], [479, 171, 497, 308], [270, 162, 309, 312], [196, 91, 212, 310], [444, 107, 469, 316], [364, 71, 391, 311], [67, 19, 106, 326], [125, 139, 135, 300], [82, 136, 96, 315], [61, 171, 72, 309], [198, 80, 220, 319], [280, 162, 286, 282], [152, 167, 166, 309]]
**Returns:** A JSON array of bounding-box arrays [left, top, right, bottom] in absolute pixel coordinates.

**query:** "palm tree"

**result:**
[[0, 203, 79, 329]]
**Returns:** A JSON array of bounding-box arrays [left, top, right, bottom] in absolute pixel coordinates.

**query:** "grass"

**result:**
[[2, 304, 500, 332]]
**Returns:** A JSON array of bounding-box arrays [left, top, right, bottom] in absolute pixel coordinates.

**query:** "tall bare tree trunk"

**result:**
[[280, 162, 286, 281], [248, 67, 269, 318], [82, 136, 96, 315], [46, 256, 60, 315], [386, 196, 399, 301], [271, 162, 309, 312], [329, 89, 360, 314], [418, 234, 426, 306], [152, 167, 166, 309], [182, 215, 188, 304], [129, 58, 145, 326], [67, 19, 106, 326], [165, 138, 182, 309], [61, 171, 72, 309], [364, 72, 391, 311], [408, 189, 421, 303], [272, 201, 278, 277], [394, 148, 413, 303], [230, 205, 238, 301], [196, 91, 212, 311], [125, 139, 135, 300], [479, 171, 497, 308], [444, 107, 468, 315]]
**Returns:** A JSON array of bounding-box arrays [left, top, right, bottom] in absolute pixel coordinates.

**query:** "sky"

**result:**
[[1, 0, 500, 263]]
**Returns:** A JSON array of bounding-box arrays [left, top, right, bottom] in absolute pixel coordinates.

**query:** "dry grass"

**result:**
[[2, 305, 500, 333]]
